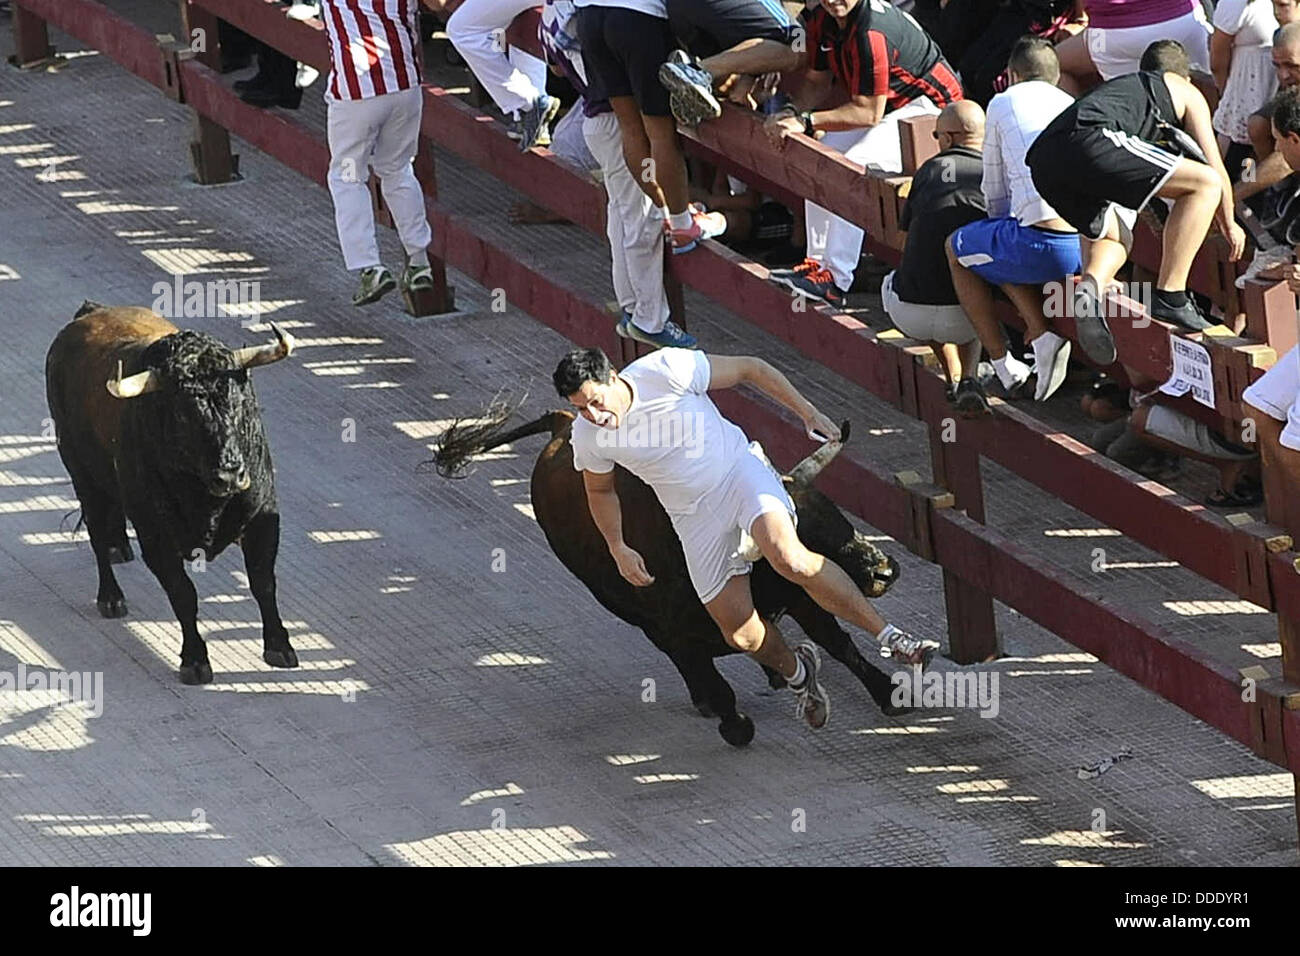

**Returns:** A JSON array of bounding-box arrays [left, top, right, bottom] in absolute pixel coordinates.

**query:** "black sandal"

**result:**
[[1205, 476, 1263, 508]]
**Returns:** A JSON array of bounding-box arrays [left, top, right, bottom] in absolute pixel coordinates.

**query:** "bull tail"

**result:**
[[432, 395, 570, 479]]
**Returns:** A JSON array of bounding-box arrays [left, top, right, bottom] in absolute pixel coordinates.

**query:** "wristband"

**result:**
[[801, 111, 816, 136]]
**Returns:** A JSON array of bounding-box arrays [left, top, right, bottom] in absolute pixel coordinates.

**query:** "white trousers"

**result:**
[[327, 88, 433, 271], [805, 99, 940, 291], [448, 0, 548, 116], [1244, 344, 1300, 451], [584, 111, 669, 333]]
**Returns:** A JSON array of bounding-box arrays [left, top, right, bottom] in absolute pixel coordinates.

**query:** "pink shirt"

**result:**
[[1086, 0, 1195, 30]]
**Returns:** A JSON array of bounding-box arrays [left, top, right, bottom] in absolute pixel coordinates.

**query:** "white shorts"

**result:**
[[1086, 7, 1212, 81], [1243, 344, 1300, 451], [881, 271, 978, 344], [1145, 405, 1256, 460], [671, 442, 796, 604]]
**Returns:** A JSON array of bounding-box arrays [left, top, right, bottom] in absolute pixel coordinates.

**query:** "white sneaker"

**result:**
[[1030, 331, 1072, 401], [992, 353, 1031, 394]]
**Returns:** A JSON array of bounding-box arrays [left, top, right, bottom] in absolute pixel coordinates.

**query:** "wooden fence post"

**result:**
[[10, 3, 54, 67], [178, 0, 237, 184]]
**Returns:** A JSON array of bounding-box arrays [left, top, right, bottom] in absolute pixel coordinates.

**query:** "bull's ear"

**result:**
[[106, 361, 160, 399]]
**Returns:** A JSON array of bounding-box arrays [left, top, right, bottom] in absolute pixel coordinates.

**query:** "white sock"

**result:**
[[788, 655, 806, 688], [991, 353, 1030, 390], [669, 210, 692, 231]]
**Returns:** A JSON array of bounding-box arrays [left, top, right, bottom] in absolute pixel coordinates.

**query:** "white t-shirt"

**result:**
[[573, 0, 667, 17], [571, 349, 750, 517], [1213, 0, 1277, 49], [982, 80, 1076, 226]]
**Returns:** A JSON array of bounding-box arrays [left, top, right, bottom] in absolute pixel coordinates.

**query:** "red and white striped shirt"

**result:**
[[320, 0, 422, 101]]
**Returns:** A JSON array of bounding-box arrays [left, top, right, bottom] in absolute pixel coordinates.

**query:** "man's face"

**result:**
[[1275, 40, 1300, 88], [1273, 121, 1300, 173], [568, 376, 623, 429], [1275, 0, 1299, 26]]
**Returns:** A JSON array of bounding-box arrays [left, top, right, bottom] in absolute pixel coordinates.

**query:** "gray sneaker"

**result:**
[[880, 625, 940, 670], [352, 266, 396, 306], [624, 317, 698, 349], [659, 51, 721, 126], [790, 642, 830, 729], [518, 94, 560, 151]]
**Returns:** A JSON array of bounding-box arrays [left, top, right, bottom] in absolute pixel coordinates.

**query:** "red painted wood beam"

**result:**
[[17, 0, 166, 86]]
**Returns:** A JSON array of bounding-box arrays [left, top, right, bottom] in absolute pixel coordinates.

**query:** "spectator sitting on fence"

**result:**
[[947, 38, 1081, 417], [1236, 21, 1300, 199], [880, 102, 988, 396], [1242, 84, 1300, 529], [656, 0, 805, 125], [321, 0, 436, 305], [445, 0, 561, 151], [543, 0, 696, 346], [1211, 0, 1278, 179], [1054, 0, 1215, 96], [1026, 39, 1245, 367], [577, 0, 728, 254], [762, 0, 963, 306], [1130, 399, 1262, 505]]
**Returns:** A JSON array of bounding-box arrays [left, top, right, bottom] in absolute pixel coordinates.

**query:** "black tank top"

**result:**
[[1062, 71, 1178, 139]]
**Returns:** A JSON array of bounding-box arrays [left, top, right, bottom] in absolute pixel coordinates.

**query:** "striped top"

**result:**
[[802, 0, 962, 113], [320, 0, 422, 101]]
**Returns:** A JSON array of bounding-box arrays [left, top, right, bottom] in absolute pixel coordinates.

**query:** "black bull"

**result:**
[[436, 408, 906, 746], [44, 303, 299, 684]]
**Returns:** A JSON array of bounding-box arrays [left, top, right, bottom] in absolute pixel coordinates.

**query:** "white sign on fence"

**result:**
[[1159, 335, 1215, 409]]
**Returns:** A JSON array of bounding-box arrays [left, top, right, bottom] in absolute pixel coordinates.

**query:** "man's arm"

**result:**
[[583, 469, 654, 586], [1236, 149, 1292, 200], [706, 354, 841, 441], [808, 92, 887, 134], [1172, 73, 1246, 258]]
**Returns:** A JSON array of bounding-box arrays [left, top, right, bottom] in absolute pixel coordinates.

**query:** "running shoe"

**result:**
[[769, 257, 819, 287], [352, 266, 396, 306], [790, 642, 830, 730], [1030, 330, 1072, 401], [879, 625, 940, 670], [786, 264, 846, 306], [1073, 280, 1117, 365], [659, 50, 721, 126], [669, 207, 727, 254], [401, 263, 434, 295], [628, 319, 698, 349], [518, 93, 560, 151], [952, 377, 991, 417], [1151, 295, 1214, 331]]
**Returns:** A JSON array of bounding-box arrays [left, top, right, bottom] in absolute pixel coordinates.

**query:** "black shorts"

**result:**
[[1027, 126, 1180, 240], [665, 0, 796, 59], [577, 5, 674, 117]]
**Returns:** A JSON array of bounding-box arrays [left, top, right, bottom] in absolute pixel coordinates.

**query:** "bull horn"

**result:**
[[233, 322, 295, 369], [787, 420, 851, 488], [106, 360, 160, 399]]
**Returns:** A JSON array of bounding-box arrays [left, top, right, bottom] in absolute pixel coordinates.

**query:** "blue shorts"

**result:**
[[951, 217, 1082, 287]]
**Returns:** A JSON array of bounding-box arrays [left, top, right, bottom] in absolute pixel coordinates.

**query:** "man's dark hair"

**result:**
[[1274, 85, 1300, 138], [1140, 39, 1191, 78], [1007, 36, 1060, 85], [553, 347, 614, 398]]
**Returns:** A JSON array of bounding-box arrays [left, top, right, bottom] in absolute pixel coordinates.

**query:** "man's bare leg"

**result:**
[[705, 573, 828, 727], [1152, 158, 1222, 292], [642, 113, 691, 214], [609, 96, 668, 209]]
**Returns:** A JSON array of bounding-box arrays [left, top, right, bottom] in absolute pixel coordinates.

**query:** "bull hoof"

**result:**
[[262, 646, 299, 669], [96, 596, 128, 618], [718, 713, 755, 747], [108, 542, 134, 564], [178, 662, 214, 685]]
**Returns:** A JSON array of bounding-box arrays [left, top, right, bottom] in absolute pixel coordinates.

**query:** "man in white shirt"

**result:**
[[554, 346, 940, 730], [322, 0, 436, 306], [945, 37, 1083, 416]]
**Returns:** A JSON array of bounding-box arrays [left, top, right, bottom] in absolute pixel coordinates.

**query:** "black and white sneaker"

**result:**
[[1073, 280, 1117, 365], [790, 642, 830, 730], [659, 50, 721, 126], [879, 625, 940, 670], [952, 377, 991, 417], [518, 94, 560, 151], [1151, 295, 1214, 331]]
